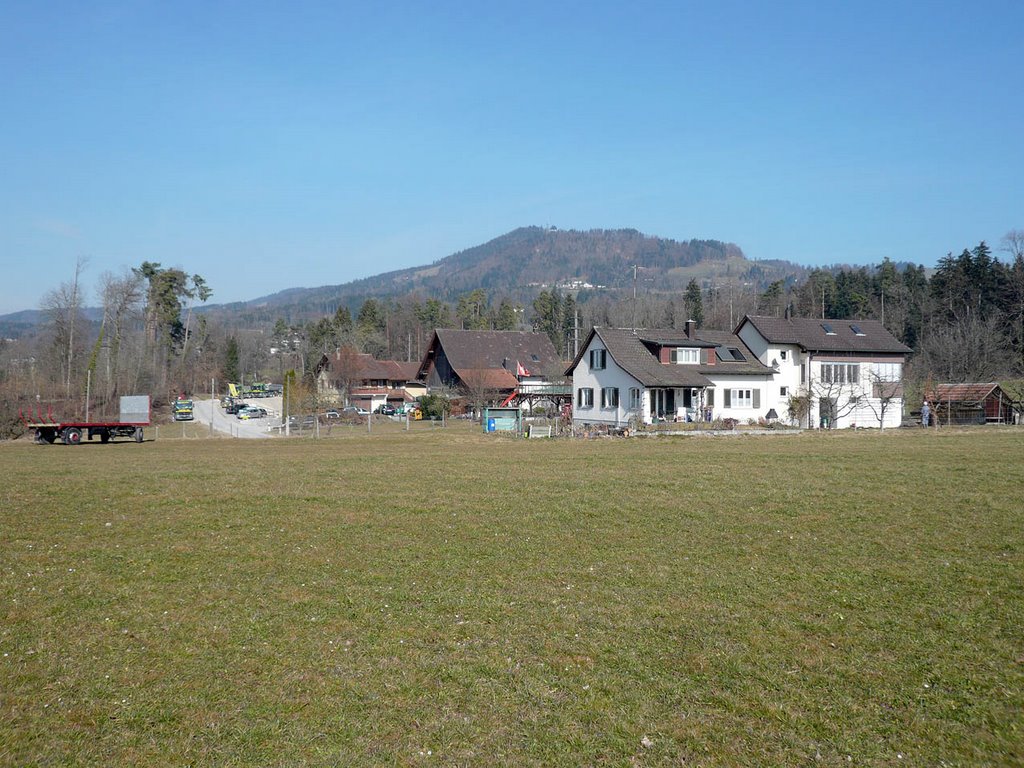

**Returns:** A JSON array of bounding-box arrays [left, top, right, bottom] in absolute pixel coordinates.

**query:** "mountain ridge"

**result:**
[[1, 227, 808, 334]]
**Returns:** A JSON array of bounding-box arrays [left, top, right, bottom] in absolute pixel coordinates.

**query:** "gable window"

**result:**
[[780, 350, 788, 361], [589, 349, 606, 370], [577, 388, 594, 408], [628, 387, 642, 410], [601, 387, 619, 408], [821, 363, 861, 385], [670, 347, 699, 364]]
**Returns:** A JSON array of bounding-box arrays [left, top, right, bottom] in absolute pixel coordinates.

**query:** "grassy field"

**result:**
[[1, 428, 1021, 766]]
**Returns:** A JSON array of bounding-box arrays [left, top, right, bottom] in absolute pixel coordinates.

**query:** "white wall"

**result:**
[[572, 339, 643, 427], [809, 359, 904, 429], [704, 373, 777, 423]]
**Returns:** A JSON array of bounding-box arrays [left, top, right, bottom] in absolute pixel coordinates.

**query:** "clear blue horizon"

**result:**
[[2, 1, 1022, 315]]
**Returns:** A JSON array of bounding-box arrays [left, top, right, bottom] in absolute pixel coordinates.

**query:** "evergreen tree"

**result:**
[[223, 337, 240, 383], [683, 279, 704, 327], [493, 299, 518, 331]]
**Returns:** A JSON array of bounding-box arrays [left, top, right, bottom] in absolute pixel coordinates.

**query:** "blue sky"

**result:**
[[2, 1, 1022, 315]]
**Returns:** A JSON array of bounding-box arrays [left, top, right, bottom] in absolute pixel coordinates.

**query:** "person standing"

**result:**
[[921, 400, 931, 427]]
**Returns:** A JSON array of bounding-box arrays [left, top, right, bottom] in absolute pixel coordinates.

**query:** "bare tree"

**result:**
[[860, 366, 904, 429], [459, 359, 510, 418], [40, 258, 88, 402], [97, 270, 144, 411], [917, 314, 1012, 382]]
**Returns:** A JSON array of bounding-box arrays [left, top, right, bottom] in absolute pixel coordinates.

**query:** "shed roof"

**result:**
[[924, 382, 1004, 403]]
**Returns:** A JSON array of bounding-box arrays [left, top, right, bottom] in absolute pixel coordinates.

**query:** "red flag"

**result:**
[[516, 361, 531, 376]]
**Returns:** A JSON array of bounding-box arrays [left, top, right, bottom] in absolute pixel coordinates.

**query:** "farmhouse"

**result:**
[[316, 349, 423, 410], [568, 316, 910, 429], [415, 329, 564, 407]]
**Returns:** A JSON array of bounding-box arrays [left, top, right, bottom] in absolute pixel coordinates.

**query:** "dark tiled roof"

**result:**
[[741, 315, 911, 354], [684, 329, 774, 375], [358, 358, 419, 381], [581, 328, 712, 387], [566, 327, 775, 383], [433, 329, 561, 371]]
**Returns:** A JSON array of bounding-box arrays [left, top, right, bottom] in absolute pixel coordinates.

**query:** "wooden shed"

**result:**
[[924, 383, 1016, 425]]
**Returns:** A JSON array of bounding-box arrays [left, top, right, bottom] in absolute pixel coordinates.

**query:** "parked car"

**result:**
[[375, 404, 397, 416], [342, 405, 370, 416], [238, 406, 267, 420], [323, 410, 340, 419]]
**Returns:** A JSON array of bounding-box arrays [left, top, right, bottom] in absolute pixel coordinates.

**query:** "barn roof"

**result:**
[[925, 382, 1004, 403]]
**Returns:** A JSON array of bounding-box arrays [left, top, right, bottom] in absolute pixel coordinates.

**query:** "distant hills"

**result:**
[[1, 227, 809, 335], [207, 227, 808, 325]]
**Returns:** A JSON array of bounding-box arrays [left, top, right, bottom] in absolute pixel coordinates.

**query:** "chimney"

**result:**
[[685, 319, 696, 339]]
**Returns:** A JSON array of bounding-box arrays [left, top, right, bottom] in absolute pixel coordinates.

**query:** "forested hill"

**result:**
[[229, 227, 805, 321]]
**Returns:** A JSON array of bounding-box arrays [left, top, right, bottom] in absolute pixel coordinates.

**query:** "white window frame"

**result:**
[[628, 387, 642, 410], [821, 363, 861, 385], [731, 389, 753, 408], [601, 387, 619, 408], [589, 349, 606, 370], [873, 362, 902, 382], [578, 388, 594, 408], [670, 347, 699, 365]]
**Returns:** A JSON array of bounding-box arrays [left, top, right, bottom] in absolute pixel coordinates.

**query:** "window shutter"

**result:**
[[724, 390, 731, 407], [753, 389, 760, 408]]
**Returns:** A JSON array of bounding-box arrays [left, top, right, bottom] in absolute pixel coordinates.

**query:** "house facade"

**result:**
[[567, 316, 910, 430], [565, 321, 776, 427], [736, 315, 910, 429]]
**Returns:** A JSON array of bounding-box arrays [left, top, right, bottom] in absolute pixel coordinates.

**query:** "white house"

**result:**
[[567, 316, 911, 429], [565, 321, 777, 427], [736, 315, 910, 429]]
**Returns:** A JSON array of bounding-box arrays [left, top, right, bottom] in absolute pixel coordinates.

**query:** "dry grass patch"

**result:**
[[1, 428, 1022, 765]]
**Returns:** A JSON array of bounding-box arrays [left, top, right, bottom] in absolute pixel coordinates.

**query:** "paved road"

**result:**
[[192, 397, 283, 439]]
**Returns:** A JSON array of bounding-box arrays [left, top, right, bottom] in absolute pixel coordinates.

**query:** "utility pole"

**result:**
[[631, 264, 638, 330]]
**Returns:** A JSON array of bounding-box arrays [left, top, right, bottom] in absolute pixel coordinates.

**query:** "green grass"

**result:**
[[1, 428, 1022, 766]]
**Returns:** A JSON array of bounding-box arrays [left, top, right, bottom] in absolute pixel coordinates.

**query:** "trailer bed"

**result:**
[[21, 396, 151, 445]]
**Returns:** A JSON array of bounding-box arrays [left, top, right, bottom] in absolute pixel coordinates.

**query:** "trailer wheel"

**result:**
[[64, 427, 82, 445], [35, 429, 48, 444], [99, 430, 110, 444], [134, 427, 144, 443]]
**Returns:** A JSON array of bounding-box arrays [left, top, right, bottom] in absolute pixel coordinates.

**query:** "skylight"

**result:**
[[850, 324, 866, 336], [821, 323, 836, 335]]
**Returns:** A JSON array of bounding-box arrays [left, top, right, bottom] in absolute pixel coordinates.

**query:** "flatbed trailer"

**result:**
[[21, 395, 151, 445]]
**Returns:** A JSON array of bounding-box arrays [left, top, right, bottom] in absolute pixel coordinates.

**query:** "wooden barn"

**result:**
[[925, 382, 1016, 425]]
